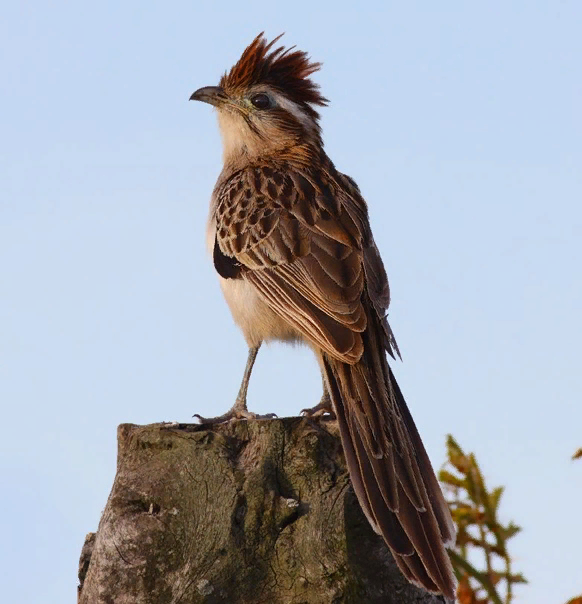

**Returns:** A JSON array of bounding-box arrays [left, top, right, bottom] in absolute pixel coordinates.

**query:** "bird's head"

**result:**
[[190, 33, 328, 163]]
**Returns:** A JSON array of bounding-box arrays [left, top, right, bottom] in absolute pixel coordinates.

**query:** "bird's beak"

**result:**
[[189, 86, 228, 107]]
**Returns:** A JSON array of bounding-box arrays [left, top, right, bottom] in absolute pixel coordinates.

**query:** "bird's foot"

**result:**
[[301, 394, 336, 420], [194, 399, 277, 425]]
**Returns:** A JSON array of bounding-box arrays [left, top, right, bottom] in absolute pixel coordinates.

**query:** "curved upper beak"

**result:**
[[189, 86, 228, 107]]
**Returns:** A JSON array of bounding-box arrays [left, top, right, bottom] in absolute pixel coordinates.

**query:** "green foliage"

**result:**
[[439, 435, 527, 604]]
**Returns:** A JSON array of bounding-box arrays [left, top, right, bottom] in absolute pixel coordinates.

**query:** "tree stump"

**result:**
[[78, 418, 447, 603]]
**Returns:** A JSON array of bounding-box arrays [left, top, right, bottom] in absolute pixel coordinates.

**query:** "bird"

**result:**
[[189, 33, 457, 599]]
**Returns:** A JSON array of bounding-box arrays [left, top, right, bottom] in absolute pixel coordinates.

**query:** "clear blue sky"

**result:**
[[1, 2, 580, 603]]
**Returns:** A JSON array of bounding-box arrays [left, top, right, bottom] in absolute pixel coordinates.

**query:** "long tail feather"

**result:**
[[321, 304, 456, 598]]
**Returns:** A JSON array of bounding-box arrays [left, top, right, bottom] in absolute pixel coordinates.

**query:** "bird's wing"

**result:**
[[214, 163, 369, 364], [337, 172, 401, 359]]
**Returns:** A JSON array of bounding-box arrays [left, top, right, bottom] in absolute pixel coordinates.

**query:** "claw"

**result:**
[[194, 345, 270, 424], [239, 410, 278, 420], [193, 411, 277, 424], [194, 400, 277, 425], [301, 397, 336, 419]]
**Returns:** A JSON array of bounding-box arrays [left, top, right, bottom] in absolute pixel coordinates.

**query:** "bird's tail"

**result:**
[[321, 305, 457, 598]]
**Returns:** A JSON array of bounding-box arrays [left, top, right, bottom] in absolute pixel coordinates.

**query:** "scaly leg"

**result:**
[[194, 344, 276, 423]]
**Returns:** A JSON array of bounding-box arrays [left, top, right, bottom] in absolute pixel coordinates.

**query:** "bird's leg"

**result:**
[[301, 372, 336, 419], [194, 344, 276, 424], [234, 344, 260, 412]]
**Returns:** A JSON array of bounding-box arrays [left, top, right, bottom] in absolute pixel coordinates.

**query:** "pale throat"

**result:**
[[216, 101, 317, 165], [216, 110, 258, 163]]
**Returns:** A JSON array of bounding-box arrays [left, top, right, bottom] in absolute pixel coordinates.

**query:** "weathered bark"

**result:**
[[78, 419, 447, 603]]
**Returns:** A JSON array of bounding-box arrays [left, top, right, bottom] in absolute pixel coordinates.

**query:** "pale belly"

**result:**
[[219, 277, 304, 349]]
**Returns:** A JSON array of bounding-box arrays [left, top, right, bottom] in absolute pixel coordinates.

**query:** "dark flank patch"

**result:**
[[213, 237, 242, 279]]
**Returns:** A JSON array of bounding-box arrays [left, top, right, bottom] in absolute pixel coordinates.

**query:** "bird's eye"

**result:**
[[250, 93, 271, 109]]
